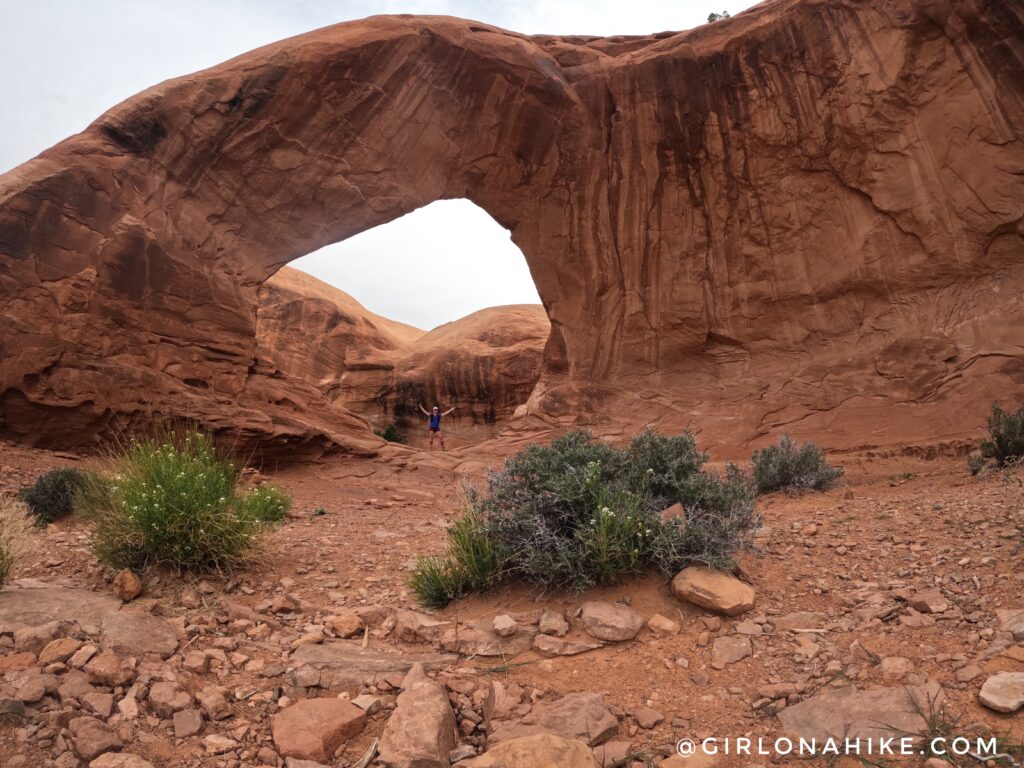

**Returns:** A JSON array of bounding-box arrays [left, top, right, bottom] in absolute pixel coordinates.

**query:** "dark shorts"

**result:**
[[429, 427, 441, 433]]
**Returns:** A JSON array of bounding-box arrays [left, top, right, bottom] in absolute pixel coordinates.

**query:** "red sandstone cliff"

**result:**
[[255, 268, 547, 445], [1, 0, 1022, 454]]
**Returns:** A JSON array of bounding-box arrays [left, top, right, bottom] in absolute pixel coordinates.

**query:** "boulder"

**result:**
[[85, 651, 135, 687], [112, 570, 142, 602], [461, 734, 600, 768], [379, 664, 457, 768], [671, 567, 755, 616], [579, 602, 646, 642], [271, 698, 366, 762], [325, 611, 363, 638], [978, 672, 1024, 713], [39, 637, 83, 665]]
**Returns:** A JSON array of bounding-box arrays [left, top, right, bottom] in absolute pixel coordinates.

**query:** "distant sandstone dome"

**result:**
[[256, 268, 548, 445], [0, 0, 1021, 455]]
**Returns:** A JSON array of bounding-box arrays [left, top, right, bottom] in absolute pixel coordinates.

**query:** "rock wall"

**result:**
[[256, 268, 547, 445], [1, 0, 1022, 454]]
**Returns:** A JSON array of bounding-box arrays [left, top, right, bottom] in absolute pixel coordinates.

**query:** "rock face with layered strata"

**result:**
[[1, 0, 1022, 454], [256, 269, 548, 443]]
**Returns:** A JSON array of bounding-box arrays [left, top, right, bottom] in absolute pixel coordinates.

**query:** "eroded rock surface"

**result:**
[[1, 2, 1021, 453]]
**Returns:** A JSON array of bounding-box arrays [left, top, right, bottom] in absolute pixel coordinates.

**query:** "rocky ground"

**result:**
[[0, 436, 1022, 768]]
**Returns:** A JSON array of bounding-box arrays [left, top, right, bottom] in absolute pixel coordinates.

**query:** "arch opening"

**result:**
[[256, 199, 550, 449]]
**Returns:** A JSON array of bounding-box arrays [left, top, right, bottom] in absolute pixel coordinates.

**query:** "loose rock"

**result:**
[[671, 567, 755, 616], [979, 672, 1024, 713], [579, 602, 646, 642], [271, 698, 366, 762], [379, 663, 457, 768]]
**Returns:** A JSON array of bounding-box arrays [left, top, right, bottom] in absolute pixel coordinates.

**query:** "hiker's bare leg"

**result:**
[[427, 430, 435, 450], [439, 430, 446, 450]]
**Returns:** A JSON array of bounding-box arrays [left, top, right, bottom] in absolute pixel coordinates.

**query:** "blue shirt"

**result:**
[[429, 412, 442, 429]]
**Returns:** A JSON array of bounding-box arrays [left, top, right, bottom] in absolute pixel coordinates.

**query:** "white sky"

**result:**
[[0, 0, 758, 330]]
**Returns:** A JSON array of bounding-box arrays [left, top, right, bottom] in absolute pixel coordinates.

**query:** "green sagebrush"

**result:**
[[412, 429, 759, 607], [751, 435, 842, 493]]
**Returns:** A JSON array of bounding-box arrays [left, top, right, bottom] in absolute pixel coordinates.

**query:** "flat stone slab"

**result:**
[[0, 581, 120, 635], [1, 581, 181, 659], [778, 683, 943, 744], [100, 611, 180, 659], [490, 692, 617, 747], [440, 626, 534, 657], [292, 641, 456, 688]]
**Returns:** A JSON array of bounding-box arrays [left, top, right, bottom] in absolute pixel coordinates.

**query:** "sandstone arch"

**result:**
[[1, 0, 1023, 455]]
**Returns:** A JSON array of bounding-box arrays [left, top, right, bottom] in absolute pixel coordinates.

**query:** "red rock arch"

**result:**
[[1, 3, 1022, 454]]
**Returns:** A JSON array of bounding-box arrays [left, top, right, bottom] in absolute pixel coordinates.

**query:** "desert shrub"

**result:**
[[375, 424, 404, 443], [980, 403, 1024, 467], [19, 468, 88, 526], [238, 486, 292, 523], [411, 429, 760, 606], [968, 454, 987, 476], [751, 435, 843, 493], [0, 497, 36, 586], [75, 429, 263, 572]]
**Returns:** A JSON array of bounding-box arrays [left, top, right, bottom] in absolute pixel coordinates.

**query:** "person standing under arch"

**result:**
[[419, 403, 455, 450]]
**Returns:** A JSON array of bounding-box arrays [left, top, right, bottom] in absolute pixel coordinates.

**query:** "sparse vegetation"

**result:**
[[237, 485, 292, 523], [0, 496, 36, 587], [980, 402, 1024, 468], [18, 467, 88, 526], [411, 429, 760, 607], [968, 453, 987, 476], [75, 428, 266, 572], [751, 435, 843, 493], [375, 424, 405, 444], [707, 10, 731, 22]]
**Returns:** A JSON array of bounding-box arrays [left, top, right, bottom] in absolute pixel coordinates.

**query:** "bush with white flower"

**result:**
[[76, 428, 288, 571]]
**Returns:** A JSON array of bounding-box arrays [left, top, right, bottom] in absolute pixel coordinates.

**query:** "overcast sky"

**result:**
[[1, 0, 758, 329]]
